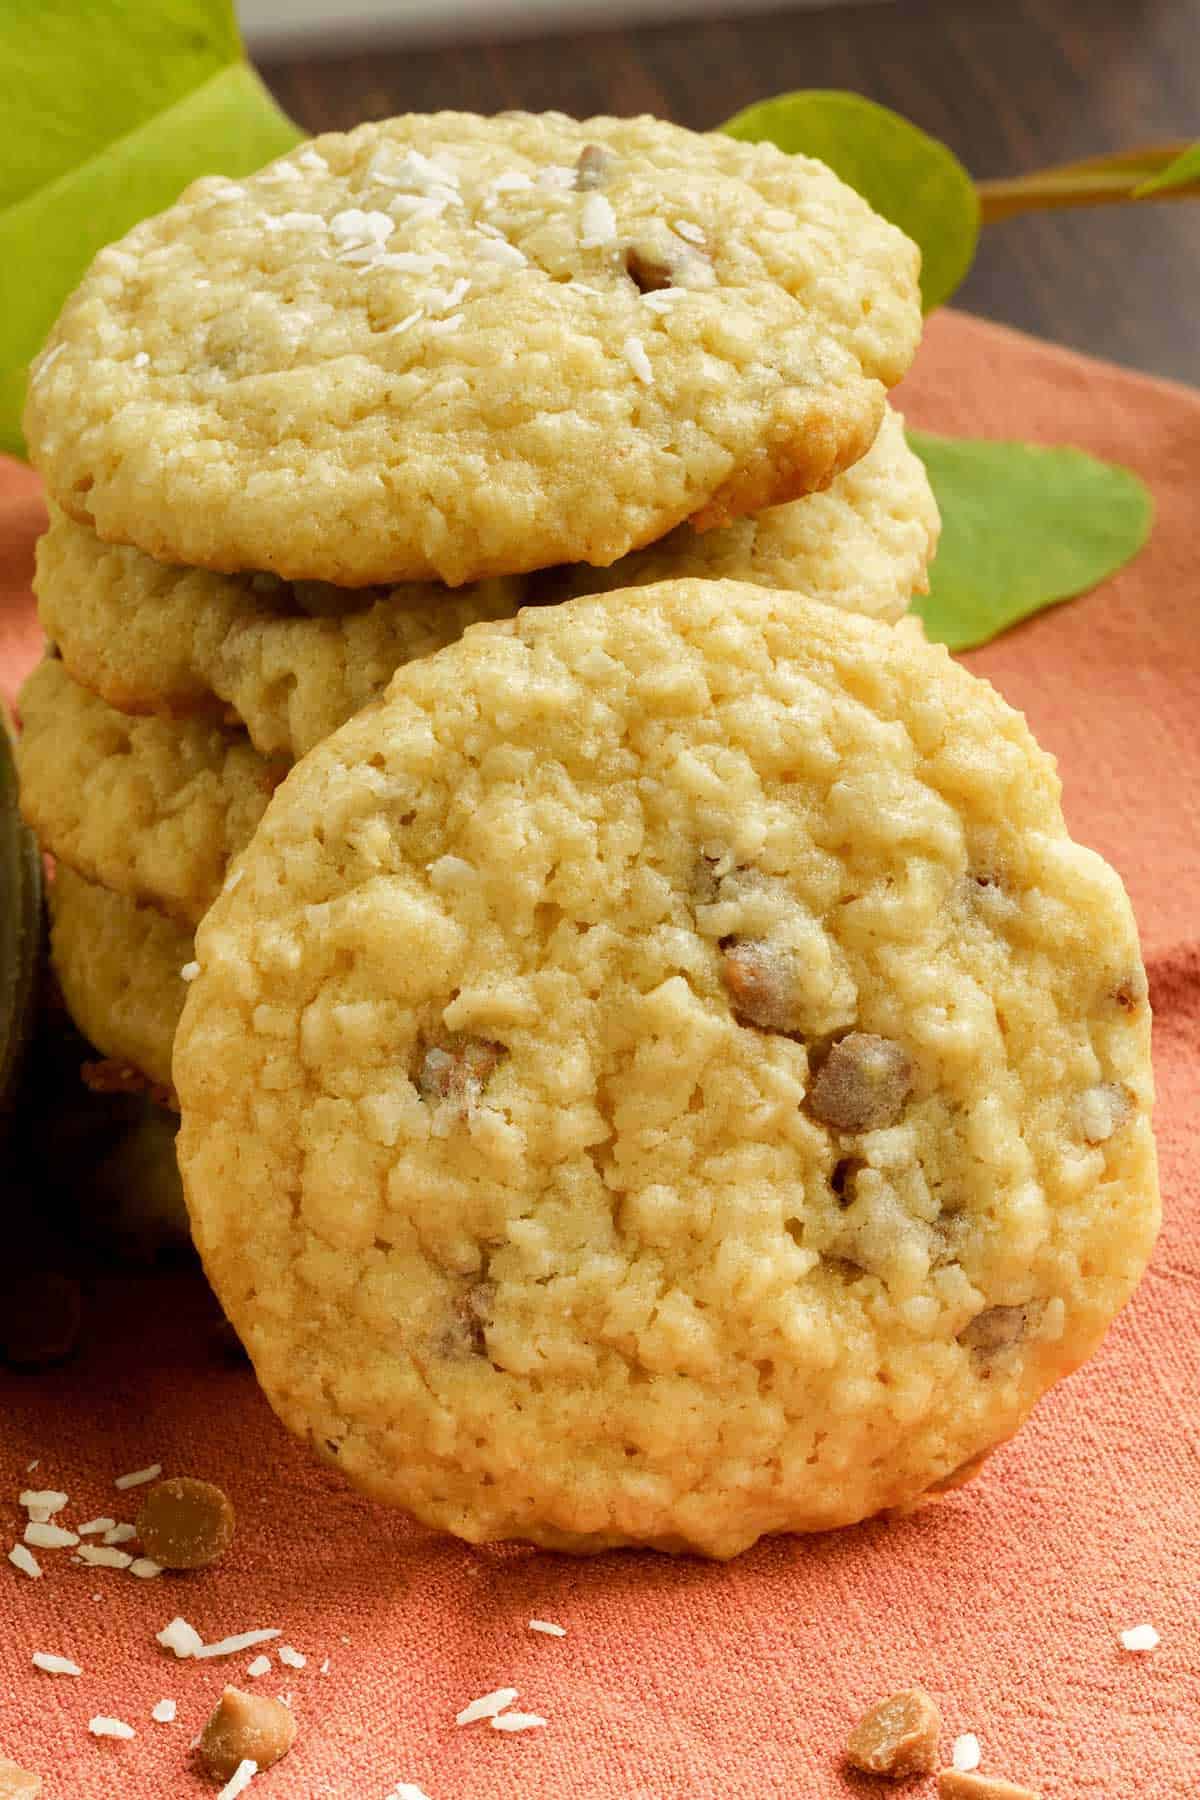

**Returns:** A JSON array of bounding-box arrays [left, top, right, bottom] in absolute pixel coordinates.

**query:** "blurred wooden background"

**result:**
[[259, 0, 1199, 383]]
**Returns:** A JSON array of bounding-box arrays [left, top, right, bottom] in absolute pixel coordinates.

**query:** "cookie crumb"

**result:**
[[937, 1773, 1041, 1800], [199, 1688, 296, 1781], [136, 1477, 236, 1570], [959, 1306, 1029, 1358], [0, 1755, 42, 1796], [952, 1733, 982, 1772], [1119, 1623, 1159, 1652], [846, 1688, 941, 1778]]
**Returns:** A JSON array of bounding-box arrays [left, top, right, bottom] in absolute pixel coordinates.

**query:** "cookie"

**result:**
[[51, 868, 189, 1089], [174, 580, 1157, 1557], [26, 111, 921, 587], [539, 405, 939, 619], [36, 507, 526, 758], [17, 660, 284, 925]]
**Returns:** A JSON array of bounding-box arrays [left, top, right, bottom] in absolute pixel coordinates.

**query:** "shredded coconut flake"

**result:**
[[20, 1489, 68, 1515], [490, 1711, 547, 1732], [25, 1459, 40, 1472], [115, 1463, 160, 1491], [455, 1686, 519, 1726], [389, 310, 424, 335], [1120, 1623, 1160, 1652], [624, 336, 653, 384], [89, 1716, 135, 1740], [151, 1698, 177, 1724], [278, 1645, 306, 1669], [130, 350, 150, 369], [528, 1619, 567, 1637], [194, 1628, 282, 1661], [217, 1758, 258, 1799], [319, 1657, 331, 1675], [538, 164, 576, 191], [31, 344, 64, 385], [672, 219, 706, 244], [246, 1655, 272, 1678], [77, 1545, 133, 1569], [580, 192, 618, 247], [33, 1651, 82, 1676], [386, 193, 451, 221], [389, 1787, 434, 1800], [329, 207, 394, 246], [489, 171, 534, 194], [157, 1617, 204, 1659], [103, 1523, 137, 1545], [9, 1543, 42, 1579], [224, 868, 244, 894], [952, 1734, 982, 1772], [476, 236, 527, 269], [26, 1521, 79, 1549], [180, 961, 200, 983], [77, 1518, 117, 1536], [426, 315, 464, 337], [642, 289, 690, 313], [130, 1558, 163, 1579]]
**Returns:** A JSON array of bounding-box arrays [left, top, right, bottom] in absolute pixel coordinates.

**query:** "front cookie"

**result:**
[[26, 112, 921, 587], [174, 581, 1158, 1557]]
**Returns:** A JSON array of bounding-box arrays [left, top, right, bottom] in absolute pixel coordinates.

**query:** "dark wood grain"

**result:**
[[259, 0, 1198, 383]]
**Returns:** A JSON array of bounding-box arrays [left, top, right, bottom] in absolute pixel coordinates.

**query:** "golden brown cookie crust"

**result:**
[[18, 660, 284, 925], [26, 112, 921, 586], [175, 580, 1158, 1557]]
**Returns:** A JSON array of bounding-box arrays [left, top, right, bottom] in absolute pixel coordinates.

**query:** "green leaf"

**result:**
[[0, 8, 302, 458], [1134, 140, 1200, 197], [907, 432, 1153, 652], [721, 89, 979, 312], [0, 0, 242, 212]]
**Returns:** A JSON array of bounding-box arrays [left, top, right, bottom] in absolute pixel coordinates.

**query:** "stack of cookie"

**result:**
[[18, 109, 931, 1114]]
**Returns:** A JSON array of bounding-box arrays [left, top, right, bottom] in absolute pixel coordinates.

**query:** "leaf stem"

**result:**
[[978, 143, 1198, 222]]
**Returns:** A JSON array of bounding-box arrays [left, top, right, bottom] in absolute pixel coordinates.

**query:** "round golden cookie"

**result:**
[[51, 867, 190, 1090], [539, 406, 939, 618], [36, 508, 526, 758], [25, 112, 921, 588], [174, 581, 1158, 1558], [17, 660, 284, 926]]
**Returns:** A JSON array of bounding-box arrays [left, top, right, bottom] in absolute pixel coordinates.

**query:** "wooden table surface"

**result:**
[[260, 0, 1198, 385]]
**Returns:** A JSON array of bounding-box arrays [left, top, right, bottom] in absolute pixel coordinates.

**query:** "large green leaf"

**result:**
[[1134, 140, 1200, 197], [908, 432, 1153, 652], [721, 90, 979, 312], [0, 0, 242, 212], [0, 13, 302, 458]]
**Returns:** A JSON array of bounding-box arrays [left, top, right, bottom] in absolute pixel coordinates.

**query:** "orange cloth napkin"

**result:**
[[1, 311, 1196, 1800]]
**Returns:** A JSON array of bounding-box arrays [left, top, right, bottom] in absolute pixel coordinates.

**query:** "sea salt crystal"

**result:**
[[455, 1686, 518, 1726], [952, 1734, 982, 1772], [1120, 1623, 1160, 1652]]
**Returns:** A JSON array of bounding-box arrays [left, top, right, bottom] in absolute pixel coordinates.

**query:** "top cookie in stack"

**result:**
[[18, 110, 930, 1094]]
